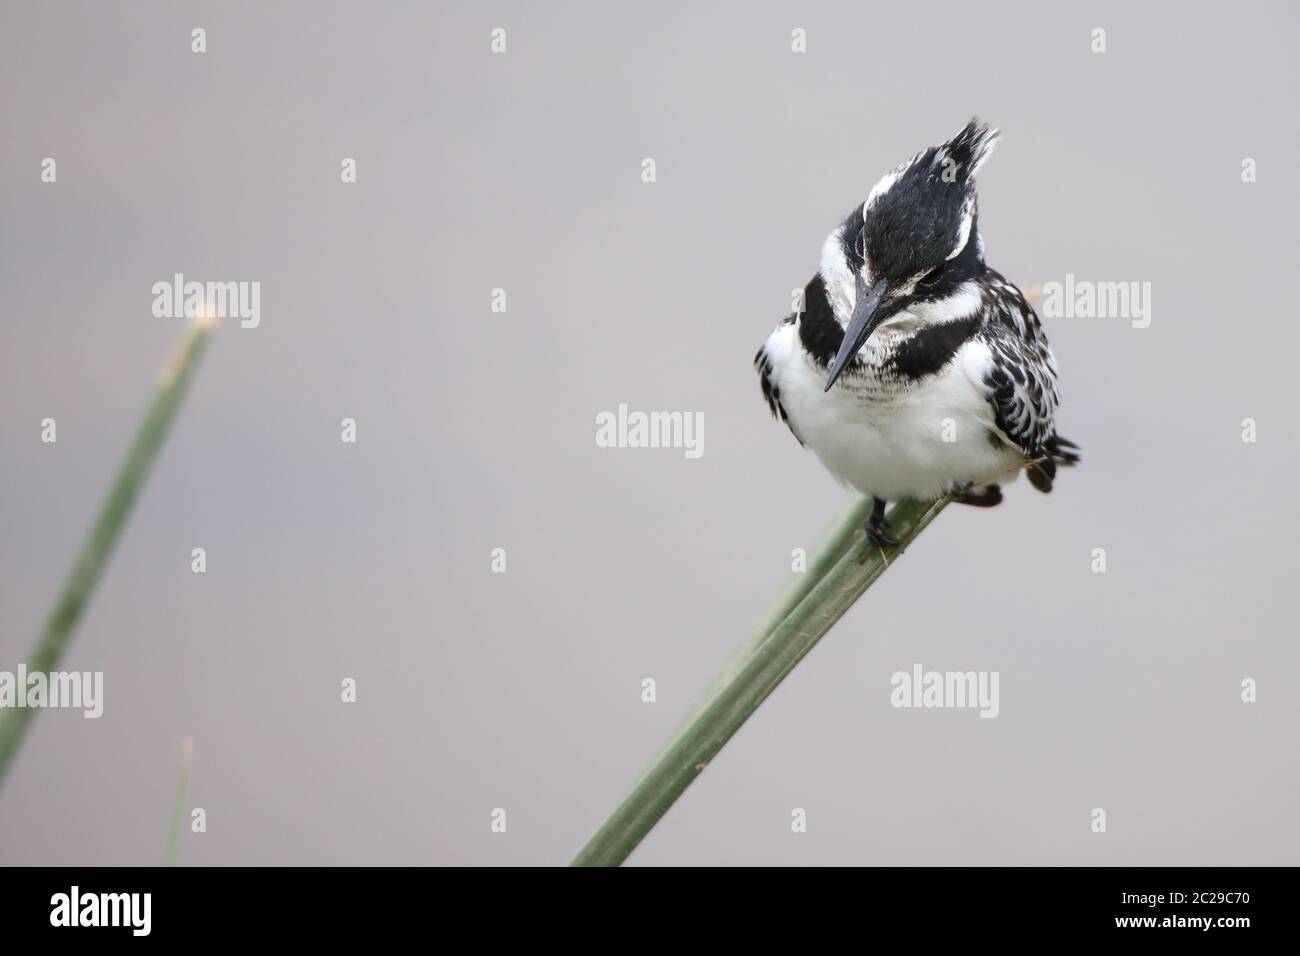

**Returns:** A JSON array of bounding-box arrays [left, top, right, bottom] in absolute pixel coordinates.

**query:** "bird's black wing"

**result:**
[[969, 279, 1066, 491]]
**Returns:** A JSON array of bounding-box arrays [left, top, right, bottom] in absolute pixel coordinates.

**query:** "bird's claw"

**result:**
[[864, 519, 897, 549]]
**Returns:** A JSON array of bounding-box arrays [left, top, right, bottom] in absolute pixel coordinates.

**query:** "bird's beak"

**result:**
[[824, 274, 890, 391]]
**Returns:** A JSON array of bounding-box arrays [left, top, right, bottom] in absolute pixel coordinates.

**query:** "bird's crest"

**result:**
[[933, 118, 1000, 180]]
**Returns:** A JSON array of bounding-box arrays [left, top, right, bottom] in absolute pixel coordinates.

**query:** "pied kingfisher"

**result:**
[[755, 119, 1078, 546]]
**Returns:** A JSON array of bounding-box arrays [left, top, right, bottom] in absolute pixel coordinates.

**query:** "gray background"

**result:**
[[2, 0, 1297, 866]]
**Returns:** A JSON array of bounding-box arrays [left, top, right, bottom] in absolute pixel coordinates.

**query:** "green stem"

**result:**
[[648, 498, 874, 765], [163, 738, 194, 866], [0, 319, 216, 789], [571, 494, 951, 867]]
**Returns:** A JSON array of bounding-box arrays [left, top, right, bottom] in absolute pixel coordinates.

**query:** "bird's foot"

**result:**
[[856, 497, 897, 563], [865, 520, 897, 549]]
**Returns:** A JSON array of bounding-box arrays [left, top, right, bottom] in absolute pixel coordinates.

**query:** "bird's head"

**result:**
[[820, 118, 1000, 391]]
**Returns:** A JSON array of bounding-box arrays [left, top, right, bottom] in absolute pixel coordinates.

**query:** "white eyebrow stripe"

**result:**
[[863, 149, 925, 212], [864, 169, 901, 212], [947, 195, 976, 260], [948, 211, 973, 260]]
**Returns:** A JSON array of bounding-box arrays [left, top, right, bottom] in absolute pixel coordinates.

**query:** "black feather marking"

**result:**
[[888, 314, 981, 380], [838, 205, 865, 274], [755, 343, 803, 446], [796, 273, 842, 368], [908, 217, 984, 305]]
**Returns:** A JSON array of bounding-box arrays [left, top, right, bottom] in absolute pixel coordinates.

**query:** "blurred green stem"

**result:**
[[571, 494, 951, 866], [164, 738, 194, 866], [0, 319, 215, 790]]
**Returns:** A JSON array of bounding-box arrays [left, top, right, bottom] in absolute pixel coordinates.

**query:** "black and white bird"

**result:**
[[755, 119, 1078, 546]]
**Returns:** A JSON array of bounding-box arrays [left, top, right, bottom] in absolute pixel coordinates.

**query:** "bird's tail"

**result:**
[[1048, 434, 1081, 466]]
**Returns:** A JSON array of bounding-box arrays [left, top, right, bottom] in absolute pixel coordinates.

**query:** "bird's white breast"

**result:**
[[761, 321, 1021, 500]]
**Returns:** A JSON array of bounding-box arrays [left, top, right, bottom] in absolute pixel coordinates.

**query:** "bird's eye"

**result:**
[[918, 264, 944, 287]]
